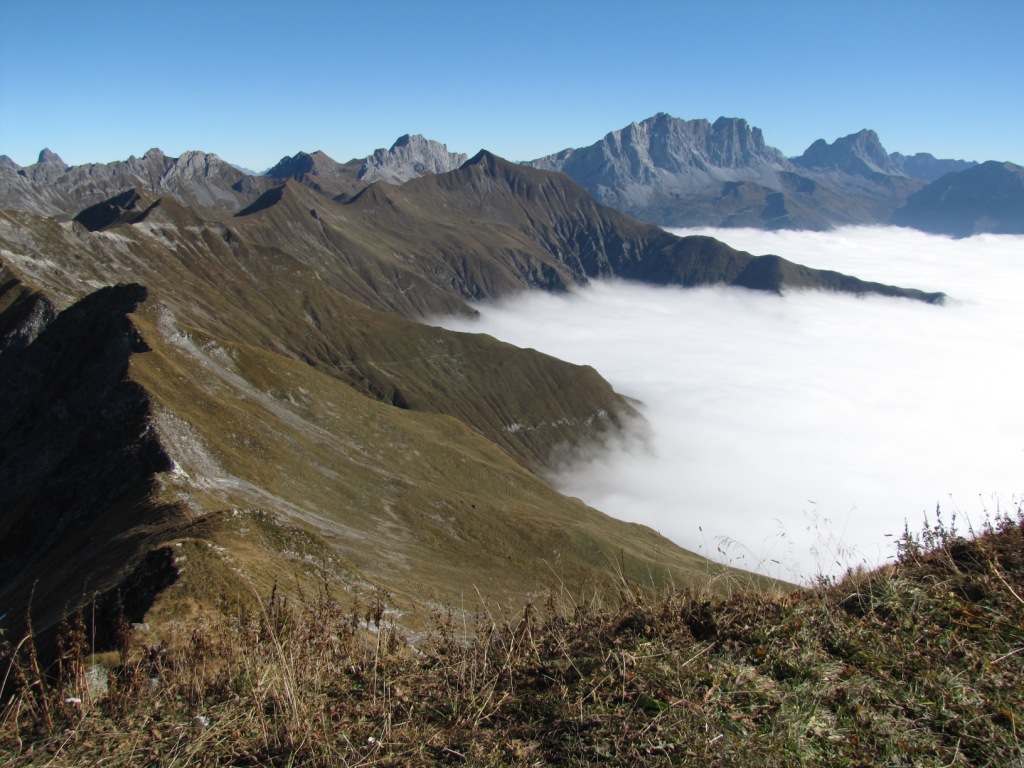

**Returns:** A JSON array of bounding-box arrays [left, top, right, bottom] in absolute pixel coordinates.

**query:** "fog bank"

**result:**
[[436, 227, 1024, 581]]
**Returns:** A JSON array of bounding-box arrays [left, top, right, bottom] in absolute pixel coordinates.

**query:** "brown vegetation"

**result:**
[[3, 509, 1022, 766]]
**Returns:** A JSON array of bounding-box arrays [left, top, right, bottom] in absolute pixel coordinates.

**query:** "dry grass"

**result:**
[[3, 507, 1023, 766]]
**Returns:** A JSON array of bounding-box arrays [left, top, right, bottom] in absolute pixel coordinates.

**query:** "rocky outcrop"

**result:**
[[358, 134, 469, 184]]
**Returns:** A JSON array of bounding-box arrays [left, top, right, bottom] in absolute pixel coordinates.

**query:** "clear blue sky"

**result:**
[[1, 0, 1021, 170]]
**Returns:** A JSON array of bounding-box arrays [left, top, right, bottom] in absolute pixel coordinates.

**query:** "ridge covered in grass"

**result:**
[[3, 509, 1021, 766]]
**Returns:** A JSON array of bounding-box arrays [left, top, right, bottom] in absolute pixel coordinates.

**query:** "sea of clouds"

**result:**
[[435, 227, 1024, 582]]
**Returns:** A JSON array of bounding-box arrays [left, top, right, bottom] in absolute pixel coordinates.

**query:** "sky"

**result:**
[[435, 227, 1024, 582], [1, 1, 1022, 170]]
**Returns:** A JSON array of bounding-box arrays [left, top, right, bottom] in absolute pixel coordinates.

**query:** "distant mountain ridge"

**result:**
[[0, 146, 268, 217], [4, 115, 1014, 236], [892, 160, 1024, 236], [525, 114, 1004, 234]]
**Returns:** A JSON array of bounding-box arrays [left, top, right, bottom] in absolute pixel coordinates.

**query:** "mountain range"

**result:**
[[526, 113, 1023, 236], [5, 114, 1019, 239], [0, 123, 957, 654]]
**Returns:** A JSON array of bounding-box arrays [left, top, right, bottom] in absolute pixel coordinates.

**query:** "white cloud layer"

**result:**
[[435, 227, 1024, 582]]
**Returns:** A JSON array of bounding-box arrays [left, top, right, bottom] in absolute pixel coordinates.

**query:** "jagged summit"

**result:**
[[0, 147, 264, 216], [37, 148, 67, 167], [358, 133, 468, 184], [461, 148, 510, 170], [792, 129, 900, 177], [524, 114, 987, 230], [526, 114, 791, 217]]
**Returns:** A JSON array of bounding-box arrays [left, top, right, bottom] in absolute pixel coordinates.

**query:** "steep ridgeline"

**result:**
[[0, 226, 742, 653], [527, 114, 982, 232], [265, 134, 468, 200], [325, 150, 944, 304], [358, 134, 469, 184], [527, 114, 802, 228], [263, 149, 365, 200], [0, 134, 467, 219], [792, 129, 905, 176], [0, 270, 186, 650], [0, 148, 270, 218]]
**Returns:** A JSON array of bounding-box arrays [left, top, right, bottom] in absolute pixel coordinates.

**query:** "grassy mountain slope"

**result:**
[[0, 205, 633, 470], [0, 146, 943, 657], [0, 207, 755, 653], [4, 511, 1021, 766]]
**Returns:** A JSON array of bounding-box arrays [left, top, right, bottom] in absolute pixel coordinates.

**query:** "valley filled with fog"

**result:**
[[436, 227, 1024, 582]]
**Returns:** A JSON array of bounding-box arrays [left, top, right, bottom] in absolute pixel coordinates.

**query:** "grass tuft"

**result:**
[[3, 507, 1023, 766]]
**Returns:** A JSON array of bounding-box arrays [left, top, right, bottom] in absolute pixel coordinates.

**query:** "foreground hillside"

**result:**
[[3, 511, 1021, 766]]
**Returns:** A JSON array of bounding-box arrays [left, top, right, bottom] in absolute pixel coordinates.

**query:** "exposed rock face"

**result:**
[[792, 129, 901, 177], [358, 134, 469, 184], [892, 160, 1024, 236], [0, 265, 57, 355], [0, 148, 267, 217], [528, 114, 790, 210], [526, 116, 923, 229]]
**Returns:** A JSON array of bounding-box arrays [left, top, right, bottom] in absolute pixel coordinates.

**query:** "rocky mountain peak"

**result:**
[[265, 151, 359, 184], [793, 129, 899, 176], [266, 151, 319, 179], [358, 134, 468, 184], [601, 114, 786, 175], [37, 148, 67, 167], [525, 113, 791, 212]]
